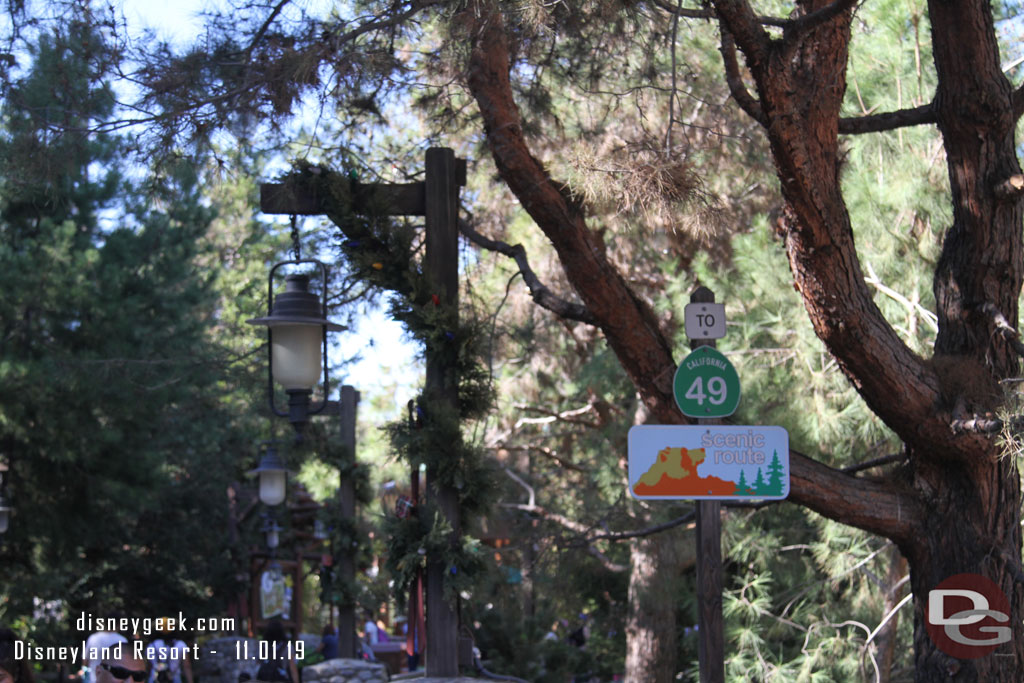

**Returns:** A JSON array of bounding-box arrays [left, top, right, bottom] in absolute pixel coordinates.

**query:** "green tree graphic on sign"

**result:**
[[765, 450, 785, 497], [735, 469, 750, 496], [752, 468, 768, 495]]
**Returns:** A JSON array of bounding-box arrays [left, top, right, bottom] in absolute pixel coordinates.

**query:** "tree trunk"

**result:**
[[713, 0, 1024, 679], [625, 531, 680, 683], [873, 547, 907, 683], [463, 0, 1024, 678], [904, 455, 1024, 680]]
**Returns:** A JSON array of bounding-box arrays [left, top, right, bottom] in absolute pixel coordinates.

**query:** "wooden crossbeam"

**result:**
[[260, 181, 428, 216]]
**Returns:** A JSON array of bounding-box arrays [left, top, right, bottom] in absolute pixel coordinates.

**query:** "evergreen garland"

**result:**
[[283, 162, 497, 605]]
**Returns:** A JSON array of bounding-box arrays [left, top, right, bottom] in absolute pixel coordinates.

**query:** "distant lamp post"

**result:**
[[248, 444, 289, 506], [379, 480, 398, 515], [0, 494, 10, 534], [0, 464, 10, 534], [263, 518, 283, 550], [247, 260, 342, 433]]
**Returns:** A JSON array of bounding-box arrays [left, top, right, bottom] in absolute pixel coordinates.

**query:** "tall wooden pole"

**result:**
[[424, 147, 461, 676], [337, 385, 359, 659], [691, 286, 725, 683], [258, 148, 466, 672]]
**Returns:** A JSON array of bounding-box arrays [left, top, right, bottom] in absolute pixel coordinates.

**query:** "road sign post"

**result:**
[[690, 286, 725, 683]]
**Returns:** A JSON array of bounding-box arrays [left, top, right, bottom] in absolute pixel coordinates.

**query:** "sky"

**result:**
[[112, 0, 421, 406]]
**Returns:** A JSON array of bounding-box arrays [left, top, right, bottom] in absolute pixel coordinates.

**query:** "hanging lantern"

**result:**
[[263, 519, 283, 549], [248, 443, 290, 506], [247, 260, 342, 433]]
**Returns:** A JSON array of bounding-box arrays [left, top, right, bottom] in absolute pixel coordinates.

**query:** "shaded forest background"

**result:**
[[1, 1, 1023, 681]]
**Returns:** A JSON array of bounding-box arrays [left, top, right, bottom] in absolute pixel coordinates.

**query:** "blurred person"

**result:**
[[361, 612, 378, 645], [95, 646, 147, 683], [315, 626, 337, 661], [0, 628, 35, 683], [145, 628, 192, 683], [82, 614, 127, 683], [255, 619, 297, 683]]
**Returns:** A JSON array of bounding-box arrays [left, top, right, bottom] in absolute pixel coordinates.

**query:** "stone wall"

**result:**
[[193, 637, 259, 683], [193, 637, 388, 683], [301, 659, 388, 683]]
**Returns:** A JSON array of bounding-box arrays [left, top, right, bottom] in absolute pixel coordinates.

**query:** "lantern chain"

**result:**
[[290, 214, 301, 262]]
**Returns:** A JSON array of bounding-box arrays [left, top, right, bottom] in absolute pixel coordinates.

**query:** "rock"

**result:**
[[193, 637, 258, 683], [301, 658, 387, 683]]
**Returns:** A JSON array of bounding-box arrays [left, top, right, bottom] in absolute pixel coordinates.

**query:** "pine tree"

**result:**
[[751, 468, 767, 496], [765, 451, 785, 497], [0, 15, 268, 626], [734, 470, 750, 496]]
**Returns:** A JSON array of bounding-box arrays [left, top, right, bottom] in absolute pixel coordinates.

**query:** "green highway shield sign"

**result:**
[[673, 346, 740, 418]]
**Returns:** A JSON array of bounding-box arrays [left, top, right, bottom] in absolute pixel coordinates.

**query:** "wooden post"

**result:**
[[691, 286, 725, 683], [424, 147, 461, 676], [258, 148, 467, 673], [337, 385, 359, 659]]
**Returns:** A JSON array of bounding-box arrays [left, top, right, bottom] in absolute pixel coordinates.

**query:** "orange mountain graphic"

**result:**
[[633, 447, 736, 496]]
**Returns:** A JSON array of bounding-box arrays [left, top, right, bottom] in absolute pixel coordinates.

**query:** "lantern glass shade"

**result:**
[[248, 447, 289, 506], [271, 323, 323, 391], [259, 470, 287, 506], [0, 499, 10, 534]]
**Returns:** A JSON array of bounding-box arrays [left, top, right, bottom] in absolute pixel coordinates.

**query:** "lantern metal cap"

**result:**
[[247, 274, 343, 330], [246, 445, 293, 478]]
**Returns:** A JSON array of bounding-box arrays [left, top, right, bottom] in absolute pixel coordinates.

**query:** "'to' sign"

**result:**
[[684, 302, 726, 339], [673, 346, 740, 418]]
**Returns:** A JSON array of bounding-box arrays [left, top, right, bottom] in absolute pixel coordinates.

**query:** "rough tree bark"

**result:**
[[462, 0, 1024, 679], [712, 0, 1024, 678], [625, 532, 681, 683]]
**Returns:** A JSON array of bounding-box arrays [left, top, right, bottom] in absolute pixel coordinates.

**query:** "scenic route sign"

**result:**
[[628, 425, 790, 501], [673, 346, 741, 418]]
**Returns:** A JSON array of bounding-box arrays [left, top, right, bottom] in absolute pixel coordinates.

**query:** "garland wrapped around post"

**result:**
[[282, 162, 496, 606]]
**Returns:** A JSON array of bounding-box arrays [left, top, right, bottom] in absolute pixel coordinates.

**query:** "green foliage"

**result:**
[[0, 16, 270, 632]]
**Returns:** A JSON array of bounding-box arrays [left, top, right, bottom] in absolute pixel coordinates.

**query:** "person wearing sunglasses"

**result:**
[[0, 627, 35, 683], [95, 651, 147, 683], [82, 615, 127, 683]]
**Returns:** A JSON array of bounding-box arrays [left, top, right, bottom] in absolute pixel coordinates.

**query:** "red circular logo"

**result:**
[[925, 573, 1011, 659]]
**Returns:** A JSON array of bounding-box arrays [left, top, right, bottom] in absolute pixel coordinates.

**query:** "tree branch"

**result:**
[[463, 2, 679, 419], [501, 502, 696, 545], [514, 403, 601, 430], [950, 416, 1006, 434], [492, 444, 586, 473], [649, 0, 791, 28], [719, 28, 766, 126], [993, 174, 1024, 201], [587, 510, 696, 542], [783, 0, 861, 34], [244, 0, 292, 56], [712, 0, 771, 67], [840, 453, 904, 474], [838, 102, 936, 135], [1013, 83, 1024, 122], [459, 218, 597, 325], [789, 449, 922, 544], [979, 301, 1024, 359]]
